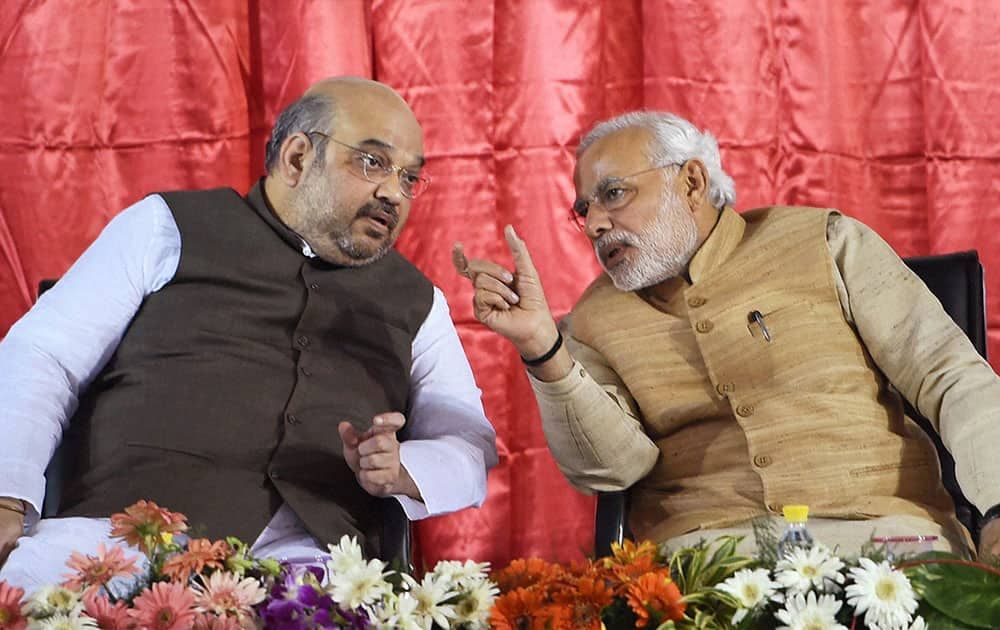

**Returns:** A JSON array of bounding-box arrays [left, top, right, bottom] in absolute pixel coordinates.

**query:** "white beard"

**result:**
[[595, 187, 700, 292]]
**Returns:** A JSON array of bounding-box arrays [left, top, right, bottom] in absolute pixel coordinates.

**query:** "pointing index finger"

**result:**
[[504, 225, 538, 277]]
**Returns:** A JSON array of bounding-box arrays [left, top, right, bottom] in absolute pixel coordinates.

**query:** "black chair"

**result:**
[[595, 250, 989, 557], [36, 279, 413, 569]]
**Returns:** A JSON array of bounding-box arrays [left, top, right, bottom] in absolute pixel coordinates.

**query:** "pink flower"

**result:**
[[63, 543, 142, 593], [0, 580, 27, 630], [193, 613, 241, 630], [192, 572, 265, 624], [128, 582, 196, 630], [83, 591, 133, 630]]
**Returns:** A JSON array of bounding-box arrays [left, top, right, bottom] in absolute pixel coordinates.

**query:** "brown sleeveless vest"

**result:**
[[59, 182, 433, 554], [570, 206, 965, 545]]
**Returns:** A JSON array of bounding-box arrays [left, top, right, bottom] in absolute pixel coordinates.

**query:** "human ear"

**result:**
[[680, 159, 710, 210], [276, 132, 314, 187]]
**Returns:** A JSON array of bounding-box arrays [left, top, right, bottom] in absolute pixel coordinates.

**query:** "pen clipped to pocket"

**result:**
[[748, 310, 772, 342]]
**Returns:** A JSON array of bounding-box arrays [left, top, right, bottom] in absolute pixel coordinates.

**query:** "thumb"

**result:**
[[367, 412, 406, 437], [338, 421, 361, 448], [504, 225, 539, 280]]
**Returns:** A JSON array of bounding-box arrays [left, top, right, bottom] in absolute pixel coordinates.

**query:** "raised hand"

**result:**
[[338, 412, 418, 499], [452, 225, 560, 360]]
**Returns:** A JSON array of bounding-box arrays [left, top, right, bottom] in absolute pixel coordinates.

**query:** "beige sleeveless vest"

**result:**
[[570, 206, 965, 545]]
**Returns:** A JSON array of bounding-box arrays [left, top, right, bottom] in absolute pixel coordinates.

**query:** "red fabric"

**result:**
[[2, 1, 999, 569]]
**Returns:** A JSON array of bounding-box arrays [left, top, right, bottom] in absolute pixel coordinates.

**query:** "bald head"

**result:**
[[264, 77, 421, 174]]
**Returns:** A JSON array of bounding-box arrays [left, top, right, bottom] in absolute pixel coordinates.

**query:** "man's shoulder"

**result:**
[[740, 204, 841, 223], [156, 187, 244, 207]]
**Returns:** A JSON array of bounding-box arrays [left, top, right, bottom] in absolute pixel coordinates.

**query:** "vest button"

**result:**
[[309, 283, 320, 290], [687, 296, 706, 308], [695, 320, 713, 333], [767, 502, 780, 512], [300, 366, 312, 377], [269, 470, 280, 481], [285, 413, 300, 425], [736, 404, 755, 417], [716, 382, 735, 395], [753, 454, 772, 468], [297, 335, 310, 348]]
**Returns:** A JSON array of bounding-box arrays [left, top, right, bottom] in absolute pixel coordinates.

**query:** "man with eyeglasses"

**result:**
[[0, 77, 497, 591], [454, 110, 1000, 560]]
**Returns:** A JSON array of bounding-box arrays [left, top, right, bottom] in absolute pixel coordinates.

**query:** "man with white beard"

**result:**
[[453, 111, 1000, 559]]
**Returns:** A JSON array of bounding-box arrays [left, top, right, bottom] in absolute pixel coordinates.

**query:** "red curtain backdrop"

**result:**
[[2, 1, 999, 570]]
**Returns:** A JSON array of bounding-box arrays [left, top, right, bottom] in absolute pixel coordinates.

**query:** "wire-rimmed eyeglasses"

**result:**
[[570, 162, 681, 230], [306, 131, 431, 199]]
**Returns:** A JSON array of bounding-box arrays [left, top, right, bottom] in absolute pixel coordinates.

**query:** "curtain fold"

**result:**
[[1, 0, 997, 569]]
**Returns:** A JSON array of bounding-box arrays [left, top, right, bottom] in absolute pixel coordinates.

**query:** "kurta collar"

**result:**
[[686, 206, 746, 284]]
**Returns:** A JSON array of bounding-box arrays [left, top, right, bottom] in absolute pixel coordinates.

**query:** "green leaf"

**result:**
[[906, 560, 1000, 628]]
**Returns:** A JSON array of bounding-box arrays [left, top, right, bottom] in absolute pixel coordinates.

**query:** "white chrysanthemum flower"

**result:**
[[774, 591, 847, 630], [23, 585, 84, 618], [402, 572, 459, 629], [328, 557, 393, 610], [451, 579, 500, 627], [775, 544, 846, 595], [845, 558, 918, 630], [26, 612, 97, 630], [908, 616, 926, 630], [430, 559, 492, 590], [717, 568, 783, 623], [375, 592, 423, 630], [326, 534, 367, 576]]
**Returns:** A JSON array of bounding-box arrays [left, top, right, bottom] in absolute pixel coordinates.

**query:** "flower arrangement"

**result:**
[[489, 534, 1000, 629], [0, 500, 496, 629]]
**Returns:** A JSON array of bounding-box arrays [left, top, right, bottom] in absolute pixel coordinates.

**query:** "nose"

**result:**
[[584, 204, 612, 240], [374, 173, 406, 206]]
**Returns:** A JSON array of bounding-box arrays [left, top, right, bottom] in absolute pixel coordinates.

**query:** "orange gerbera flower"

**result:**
[[608, 539, 659, 565], [62, 543, 142, 592], [625, 572, 686, 627], [110, 500, 188, 554], [490, 586, 547, 630], [493, 557, 561, 592], [161, 538, 231, 582], [604, 553, 659, 588], [549, 575, 614, 630], [0, 580, 27, 630]]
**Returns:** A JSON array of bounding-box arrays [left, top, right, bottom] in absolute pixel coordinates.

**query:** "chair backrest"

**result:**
[[595, 250, 989, 557], [37, 279, 412, 568]]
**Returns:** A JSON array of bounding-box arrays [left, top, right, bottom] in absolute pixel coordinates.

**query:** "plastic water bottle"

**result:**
[[778, 504, 814, 558]]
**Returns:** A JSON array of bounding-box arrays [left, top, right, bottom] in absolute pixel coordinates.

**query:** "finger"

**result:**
[[474, 273, 520, 304], [359, 471, 397, 495], [451, 242, 471, 277], [365, 412, 405, 437], [338, 421, 360, 448], [359, 451, 398, 470], [504, 225, 540, 278], [465, 259, 514, 284], [474, 291, 512, 313], [358, 433, 399, 457]]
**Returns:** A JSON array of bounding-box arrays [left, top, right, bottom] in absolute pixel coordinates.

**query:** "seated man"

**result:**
[[0, 77, 497, 591], [454, 110, 1000, 558]]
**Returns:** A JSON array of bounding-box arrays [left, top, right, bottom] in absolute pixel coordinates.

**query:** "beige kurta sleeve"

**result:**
[[827, 213, 1000, 514], [527, 315, 659, 493]]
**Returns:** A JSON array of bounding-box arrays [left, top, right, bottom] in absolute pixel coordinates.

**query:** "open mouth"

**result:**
[[600, 243, 629, 268], [359, 207, 397, 238]]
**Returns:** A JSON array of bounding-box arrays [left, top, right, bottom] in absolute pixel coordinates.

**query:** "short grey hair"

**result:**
[[578, 111, 736, 209], [264, 94, 336, 173]]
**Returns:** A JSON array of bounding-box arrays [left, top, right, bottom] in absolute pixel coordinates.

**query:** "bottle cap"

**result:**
[[782, 505, 809, 523]]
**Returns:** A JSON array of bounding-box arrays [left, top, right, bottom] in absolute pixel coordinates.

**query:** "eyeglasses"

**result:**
[[570, 162, 681, 230], [305, 132, 431, 199]]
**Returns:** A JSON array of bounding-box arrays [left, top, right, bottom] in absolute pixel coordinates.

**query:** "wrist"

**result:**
[[0, 498, 25, 519], [517, 326, 561, 361]]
